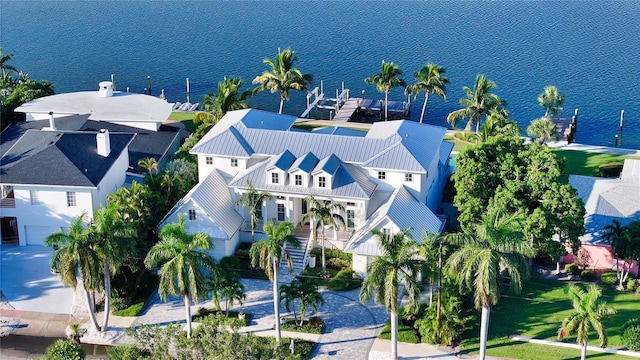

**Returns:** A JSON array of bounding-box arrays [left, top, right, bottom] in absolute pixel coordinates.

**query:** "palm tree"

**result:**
[[280, 277, 325, 326], [90, 206, 134, 331], [365, 60, 407, 121], [527, 117, 559, 144], [300, 196, 345, 277], [202, 76, 251, 116], [144, 214, 218, 338], [250, 220, 300, 344], [45, 212, 102, 331], [446, 209, 535, 360], [420, 231, 449, 330], [0, 47, 18, 76], [207, 270, 245, 316], [447, 74, 503, 134], [359, 228, 423, 360], [235, 180, 272, 242], [137, 157, 159, 176], [602, 219, 634, 289], [407, 63, 449, 124], [558, 284, 616, 360], [538, 85, 565, 117], [252, 47, 313, 114]]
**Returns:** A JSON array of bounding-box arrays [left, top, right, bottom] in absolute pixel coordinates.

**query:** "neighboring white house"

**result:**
[[0, 129, 134, 245], [162, 109, 452, 273], [1, 81, 180, 246]]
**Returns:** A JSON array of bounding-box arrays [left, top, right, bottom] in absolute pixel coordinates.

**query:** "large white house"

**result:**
[[162, 109, 453, 275], [0, 81, 180, 246]]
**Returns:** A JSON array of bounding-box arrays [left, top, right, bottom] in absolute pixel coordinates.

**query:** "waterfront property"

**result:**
[[0, 82, 181, 246], [162, 108, 452, 274], [563, 159, 640, 275]]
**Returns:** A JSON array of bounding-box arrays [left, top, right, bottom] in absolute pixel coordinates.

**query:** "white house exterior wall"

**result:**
[[9, 186, 94, 245], [109, 121, 160, 132], [198, 156, 247, 181], [93, 148, 130, 209]]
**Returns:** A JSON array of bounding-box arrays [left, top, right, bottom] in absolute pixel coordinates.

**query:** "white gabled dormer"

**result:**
[[311, 154, 341, 189], [288, 152, 319, 188], [265, 150, 296, 186]]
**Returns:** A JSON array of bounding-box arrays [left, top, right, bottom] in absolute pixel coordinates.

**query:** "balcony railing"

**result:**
[[0, 198, 15, 208]]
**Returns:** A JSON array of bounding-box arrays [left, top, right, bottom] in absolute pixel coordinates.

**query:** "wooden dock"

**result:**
[[333, 98, 361, 122]]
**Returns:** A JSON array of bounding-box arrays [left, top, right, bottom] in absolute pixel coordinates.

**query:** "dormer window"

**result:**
[[405, 173, 413, 182], [271, 172, 279, 184], [318, 176, 326, 188], [378, 171, 386, 180], [295, 174, 303, 186], [206, 157, 213, 165], [188, 209, 197, 221], [231, 158, 238, 167]]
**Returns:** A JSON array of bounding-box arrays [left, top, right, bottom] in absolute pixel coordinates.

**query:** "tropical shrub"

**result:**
[[598, 162, 624, 178], [621, 318, 640, 351], [326, 257, 350, 269], [564, 263, 579, 275], [327, 269, 362, 291], [627, 278, 638, 292], [43, 339, 85, 360], [415, 292, 467, 346], [580, 270, 596, 281], [600, 271, 618, 286], [107, 345, 150, 360], [220, 255, 241, 270]]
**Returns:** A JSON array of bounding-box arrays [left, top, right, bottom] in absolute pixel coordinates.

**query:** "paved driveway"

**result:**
[[0, 246, 73, 314]]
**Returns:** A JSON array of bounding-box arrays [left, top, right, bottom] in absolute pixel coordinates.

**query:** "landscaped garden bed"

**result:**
[[279, 316, 324, 334], [192, 307, 251, 327]]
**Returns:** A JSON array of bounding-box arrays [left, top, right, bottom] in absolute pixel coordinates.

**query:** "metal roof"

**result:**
[[288, 152, 319, 174], [362, 143, 426, 172], [163, 169, 243, 239], [312, 154, 341, 176], [345, 185, 443, 256], [229, 158, 377, 199], [266, 150, 296, 171], [439, 141, 455, 165]]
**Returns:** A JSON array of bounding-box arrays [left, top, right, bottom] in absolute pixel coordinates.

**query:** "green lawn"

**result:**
[[459, 277, 640, 359], [552, 149, 640, 183], [443, 135, 474, 153], [168, 111, 196, 132]]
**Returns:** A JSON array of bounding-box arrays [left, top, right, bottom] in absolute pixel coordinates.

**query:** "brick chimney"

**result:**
[[96, 129, 111, 157]]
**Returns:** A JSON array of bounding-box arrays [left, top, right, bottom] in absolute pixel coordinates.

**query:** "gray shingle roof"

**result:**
[[1, 130, 134, 187]]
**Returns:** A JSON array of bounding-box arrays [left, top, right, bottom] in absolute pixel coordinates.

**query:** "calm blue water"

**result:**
[[2, 1, 639, 148]]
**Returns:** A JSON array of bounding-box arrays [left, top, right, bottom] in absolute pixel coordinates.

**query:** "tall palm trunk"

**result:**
[[475, 114, 482, 134], [479, 304, 491, 360], [84, 290, 100, 331], [436, 242, 443, 328], [279, 93, 285, 114], [184, 293, 192, 338], [321, 222, 327, 277], [384, 90, 389, 121], [101, 262, 111, 331], [390, 311, 398, 360], [273, 257, 282, 344], [420, 91, 431, 124], [581, 339, 587, 360]]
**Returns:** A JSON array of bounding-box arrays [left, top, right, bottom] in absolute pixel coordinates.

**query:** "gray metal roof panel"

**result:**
[[362, 142, 425, 172], [191, 128, 254, 157], [439, 141, 455, 165], [266, 150, 296, 171], [288, 152, 319, 173], [312, 154, 341, 176]]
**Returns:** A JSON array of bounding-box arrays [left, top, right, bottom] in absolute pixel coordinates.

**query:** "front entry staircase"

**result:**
[[278, 228, 313, 281]]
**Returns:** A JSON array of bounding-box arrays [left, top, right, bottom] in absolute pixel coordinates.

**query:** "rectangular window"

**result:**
[[230, 158, 238, 167], [295, 174, 303, 186], [347, 210, 355, 229], [378, 171, 386, 180], [30, 190, 41, 205], [277, 203, 285, 221], [276, 196, 285, 200], [405, 173, 413, 182], [188, 209, 197, 221], [318, 176, 326, 188], [271, 172, 279, 184], [347, 202, 356, 206], [255, 206, 263, 220], [66, 192, 77, 207], [205, 157, 213, 165]]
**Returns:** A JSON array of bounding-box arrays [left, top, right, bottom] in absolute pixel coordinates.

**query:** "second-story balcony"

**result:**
[[0, 187, 15, 208]]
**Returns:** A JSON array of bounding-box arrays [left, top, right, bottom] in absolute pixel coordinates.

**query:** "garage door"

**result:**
[[25, 225, 54, 245]]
